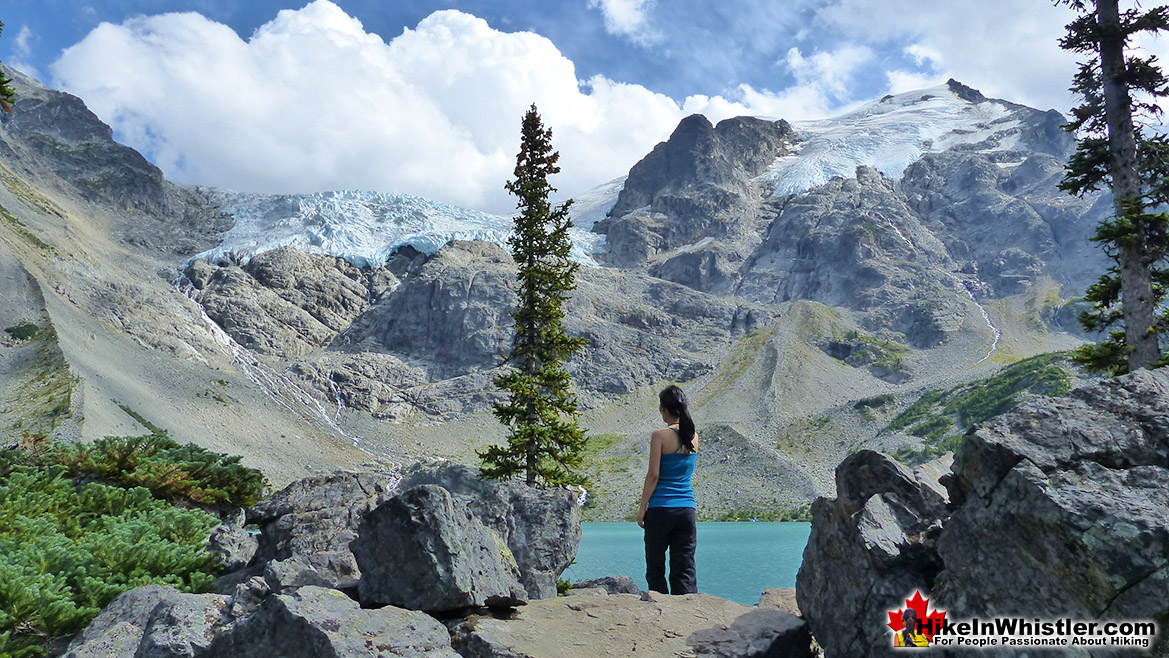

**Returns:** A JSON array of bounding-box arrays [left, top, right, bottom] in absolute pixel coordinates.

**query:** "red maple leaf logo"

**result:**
[[887, 590, 947, 641]]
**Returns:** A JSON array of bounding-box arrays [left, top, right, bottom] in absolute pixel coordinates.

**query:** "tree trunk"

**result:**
[[1097, 0, 1161, 369]]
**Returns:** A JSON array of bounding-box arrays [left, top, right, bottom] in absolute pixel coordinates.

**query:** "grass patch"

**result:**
[[117, 404, 168, 436], [889, 353, 1074, 465], [854, 394, 895, 410], [0, 165, 67, 219], [3, 322, 39, 341], [10, 322, 78, 433], [0, 201, 52, 252]]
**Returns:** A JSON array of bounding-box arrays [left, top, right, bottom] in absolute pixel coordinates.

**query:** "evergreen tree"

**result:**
[[1058, 0, 1169, 374], [0, 21, 15, 111], [479, 104, 588, 487]]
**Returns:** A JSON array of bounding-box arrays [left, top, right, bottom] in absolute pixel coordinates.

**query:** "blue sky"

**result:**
[[1, 0, 1153, 213]]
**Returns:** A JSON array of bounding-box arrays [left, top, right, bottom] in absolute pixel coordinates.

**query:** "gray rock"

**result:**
[[226, 576, 271, 621], [202, 586, 458, 658], [352, 484, 527, 612], [796, 451, 948, 658], [397, 462, 582, 600], [934, 369, 1169, 629], [62, 585, 228, 658], [350, 240, 515, 379], [798, 369, 1169, 658], [757, 588, 800, 617], [244, 469, 399, 591], [687, 607, 811, 658], [184, 247, 383, 357], [207, 523, 258, 572], [571, 575, 641, 595]]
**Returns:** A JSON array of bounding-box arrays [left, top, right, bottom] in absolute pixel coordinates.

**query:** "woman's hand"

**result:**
[[637, 507, 647, 528]]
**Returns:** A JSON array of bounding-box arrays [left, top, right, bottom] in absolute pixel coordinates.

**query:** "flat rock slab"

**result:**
[[453, 592, 810, 658]]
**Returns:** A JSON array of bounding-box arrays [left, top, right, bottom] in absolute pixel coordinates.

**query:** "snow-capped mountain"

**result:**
[[192, 80, 1063, 273], [763, 83, 1038, 197]]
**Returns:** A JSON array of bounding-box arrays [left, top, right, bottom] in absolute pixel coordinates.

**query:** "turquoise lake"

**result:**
[[562, 522, 811, 605]]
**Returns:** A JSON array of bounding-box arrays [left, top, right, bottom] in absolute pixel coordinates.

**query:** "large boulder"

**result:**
[[396, 462, 582, 600], [230, 462, 580, 602], [352, 484, 527, 612], [202, 586, 459, 658], [240, 469, 400, 591], [798, 369, 1169, 657], [796, 451, 949, 658], [452, 591, 811, 658], [62, 586, 229, 658]]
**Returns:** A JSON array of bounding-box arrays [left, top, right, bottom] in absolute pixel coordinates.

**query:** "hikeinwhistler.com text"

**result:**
[[920, 617, 1158, 650]]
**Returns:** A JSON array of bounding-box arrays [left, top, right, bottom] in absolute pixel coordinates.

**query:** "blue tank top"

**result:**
[[648, 450, 697, 509]]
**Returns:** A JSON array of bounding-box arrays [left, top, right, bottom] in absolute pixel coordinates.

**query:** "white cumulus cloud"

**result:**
[[587, 0, 661, 47], [48, 1, 820, 213]]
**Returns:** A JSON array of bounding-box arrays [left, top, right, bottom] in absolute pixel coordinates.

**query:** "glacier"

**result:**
[[191, 178, 621, 269], [760, 84, 1023, 197]]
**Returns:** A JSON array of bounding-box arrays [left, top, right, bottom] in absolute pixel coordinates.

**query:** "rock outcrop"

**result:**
[[202, 586, 459, 658], [242, 469, 400, 591], [226, 462, 579, 602], [185, 246, 390, 357], [396, 462, 582, 600], [797, 369, 1169, 657], [62, 586, 228, 658], [64, 465, 815, 658], [353, 484, 528, 612]]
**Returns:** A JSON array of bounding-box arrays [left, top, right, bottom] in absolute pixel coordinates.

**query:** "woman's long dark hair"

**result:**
[[901, 608, 918, 646], [659, 385, 696, 453]]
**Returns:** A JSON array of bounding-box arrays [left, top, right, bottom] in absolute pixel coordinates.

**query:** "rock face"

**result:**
[[602, 114, 797, 268], [797, 369, 1169, 658], [452, 591, 811, 658], [396, 463, 582, 600], [243, 469, 401, 591], [62, 585, 228, 658], [202, 586, 459, 658], [64, 584, 458, 658], [226, 463, 579, 604], [353, 484, 527, 612], [185, 246, 390, 357]]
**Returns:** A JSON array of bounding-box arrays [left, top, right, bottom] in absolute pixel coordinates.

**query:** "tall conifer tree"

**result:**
[[1059, 0, 1169, 374], [479, 104, 588, 487]]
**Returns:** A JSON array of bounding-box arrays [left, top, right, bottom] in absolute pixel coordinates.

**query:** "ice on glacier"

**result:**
[[191, 179, 622, 270], [760, 84, 1023, 197]]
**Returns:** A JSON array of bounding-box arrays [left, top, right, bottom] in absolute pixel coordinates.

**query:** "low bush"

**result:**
[[16, 433, 266, 508], [0, 465, 220, 657]]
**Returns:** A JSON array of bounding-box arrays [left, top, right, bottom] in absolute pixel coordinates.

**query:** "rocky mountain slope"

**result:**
[[0, 68, 1105, 518]]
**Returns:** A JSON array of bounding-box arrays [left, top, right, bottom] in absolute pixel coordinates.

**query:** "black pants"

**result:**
[[643, 506, 697, 595]]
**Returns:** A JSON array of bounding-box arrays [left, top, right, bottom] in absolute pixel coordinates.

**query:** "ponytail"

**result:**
[[659, 385, 696, 453]]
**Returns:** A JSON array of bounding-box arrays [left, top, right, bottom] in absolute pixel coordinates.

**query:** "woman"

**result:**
[[637, 384, 699, 595], [894, 608, 929, 647]]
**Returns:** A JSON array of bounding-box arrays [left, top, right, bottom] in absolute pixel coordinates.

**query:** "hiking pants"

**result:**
[[644, 506, 697, 595]]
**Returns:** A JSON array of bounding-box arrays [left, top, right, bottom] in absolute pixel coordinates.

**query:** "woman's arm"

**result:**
[[637, 430, 666, 528]]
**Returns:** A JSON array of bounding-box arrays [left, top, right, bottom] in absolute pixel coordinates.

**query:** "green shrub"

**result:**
[[707, 503, 812, 522], [3, 323, 38, 341], [887, 389, 948, 431], [0, 465, 220, 657], [854, 394, 895, 410], [19, 433, 266, 508], [890, 353, 1075, 466]]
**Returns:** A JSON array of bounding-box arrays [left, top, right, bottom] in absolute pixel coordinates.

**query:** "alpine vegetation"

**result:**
[[480, 104, 590, 488]]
